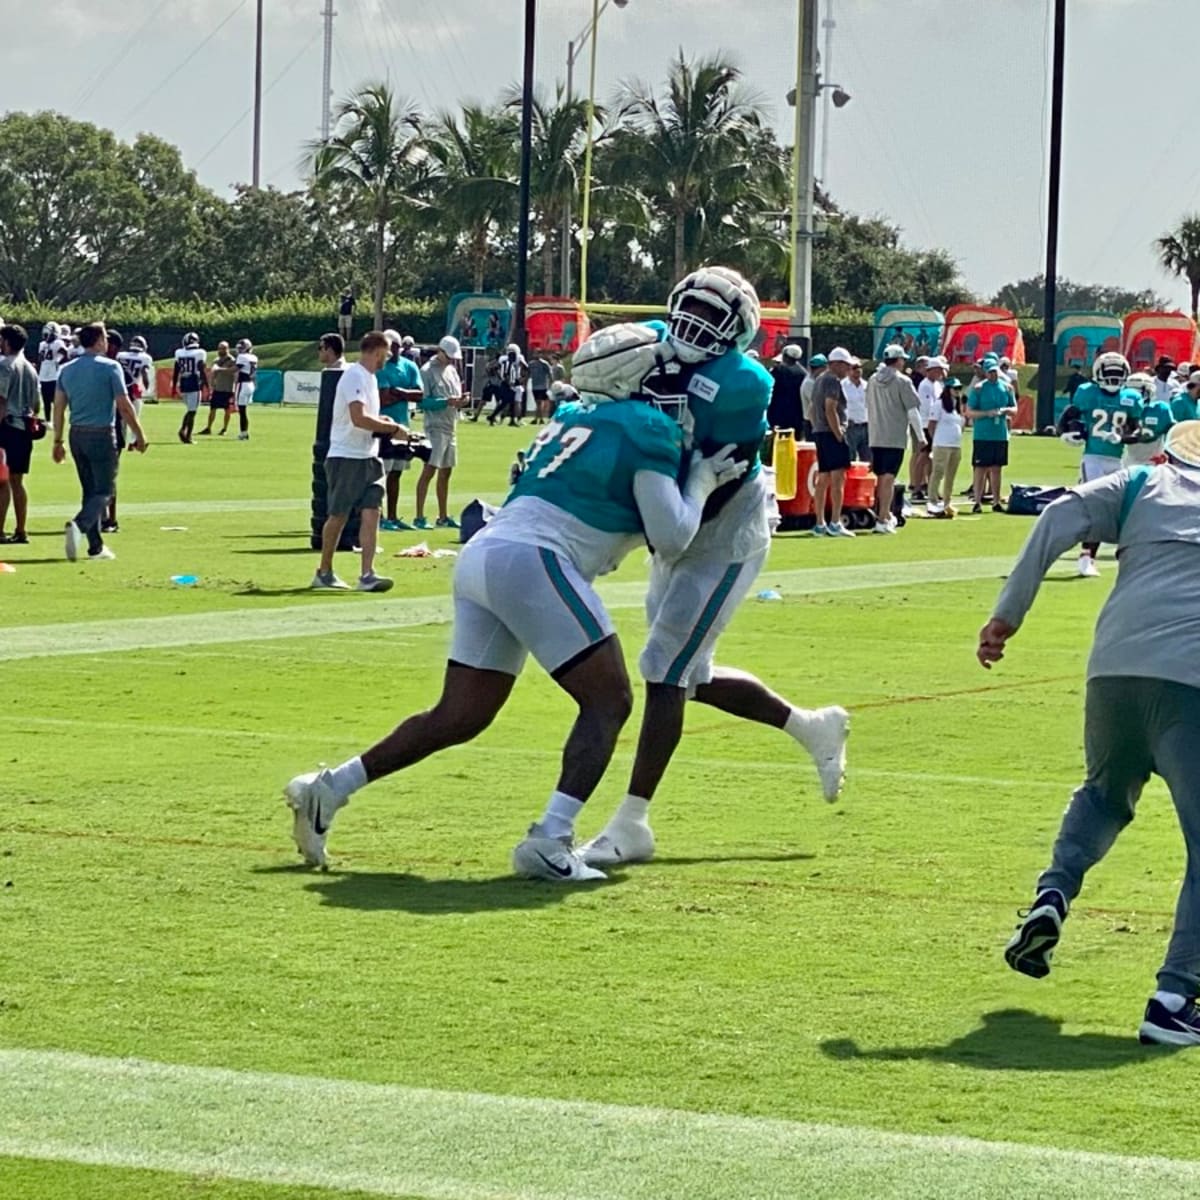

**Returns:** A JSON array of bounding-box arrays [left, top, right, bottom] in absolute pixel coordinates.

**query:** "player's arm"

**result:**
[[171, 358, 181, 396], [348, 399, 399, 435], [981, 475, 1128, 667]]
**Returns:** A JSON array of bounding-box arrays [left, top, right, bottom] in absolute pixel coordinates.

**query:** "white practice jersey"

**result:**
[[67, 345, 85, 361], [235, 352, 258, 382], [174, 347, 207, 391], [117, 350, 153, 389], [37, 338, 67, 382]]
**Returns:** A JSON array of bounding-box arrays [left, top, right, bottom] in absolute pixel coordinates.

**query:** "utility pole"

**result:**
[[1037, 0, 1067, 431], [252, 0, 264, 187], [820, 0, 835, 188], [513, 0, 537, 350], [320, 0, 336, 142], [787, 0, 818, 352]]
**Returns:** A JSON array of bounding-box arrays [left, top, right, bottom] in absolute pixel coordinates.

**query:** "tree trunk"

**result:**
[[472, 223, 487, 292], [373, 213, 387, 331], [1191, 273, 1199, 322], [674, 209, 686, 280], [542, 225, 555, 297]]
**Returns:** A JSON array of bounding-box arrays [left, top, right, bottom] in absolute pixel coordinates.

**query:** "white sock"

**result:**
[[325, 756, 368, 800], [539, 791, 584, 838], [784, 708, 814, 746], [1154, 990, 1187, 1013], [613, 794, 650, 824]]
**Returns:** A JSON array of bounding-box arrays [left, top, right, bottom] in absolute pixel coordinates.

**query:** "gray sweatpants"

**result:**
[[1039, 675, 1200, 996], [69, 425, 118, 556]]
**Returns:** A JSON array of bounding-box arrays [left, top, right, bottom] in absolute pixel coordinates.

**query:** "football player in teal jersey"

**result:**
[[1058, 351, 1141, 577], [1125, 371, 1174, 465], [578, 268, 851, 869], [282, 377, 747, 881]]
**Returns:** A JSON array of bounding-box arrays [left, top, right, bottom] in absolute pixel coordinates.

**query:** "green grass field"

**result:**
[[1, 407, 1195, 1199]]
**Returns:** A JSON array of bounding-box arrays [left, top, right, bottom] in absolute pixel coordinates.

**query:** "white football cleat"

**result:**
[[579, 818, 656, 867], [1077, 553, 1100, 578], [792, 706, 850, 802], [283, 769, 346, 868], [512, 825, 606, 882]]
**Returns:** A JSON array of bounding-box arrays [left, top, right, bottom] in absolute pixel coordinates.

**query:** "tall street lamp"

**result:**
[[563, 0, 629, 298], [513, 0, 538, 351]]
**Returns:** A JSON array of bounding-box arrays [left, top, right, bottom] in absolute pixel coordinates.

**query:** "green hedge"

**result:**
[[2, 295, 443, 359]]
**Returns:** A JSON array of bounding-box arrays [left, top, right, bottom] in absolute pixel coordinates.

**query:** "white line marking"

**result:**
[[35, 493, 509, 519], [1, 556, 1016, 662], [0, 1048, 1194, 1200]]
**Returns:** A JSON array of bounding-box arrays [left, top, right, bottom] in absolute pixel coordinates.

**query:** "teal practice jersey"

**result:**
[[1074, 381, 1142, 458], [1138, 399, 1174, 442], [507, 400, 683, 533]]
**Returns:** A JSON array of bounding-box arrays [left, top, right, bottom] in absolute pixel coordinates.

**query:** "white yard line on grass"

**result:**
[[2, 556, 1015, 662], [37, 494, 509, 519], [0, 1047, 1193, 1200]]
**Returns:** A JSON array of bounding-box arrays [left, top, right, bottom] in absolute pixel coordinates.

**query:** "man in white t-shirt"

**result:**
[[841, 358, 869, 462], [414, 335, 467, 529], [912, 356, 946, 499], [312, 331, 406, 593]]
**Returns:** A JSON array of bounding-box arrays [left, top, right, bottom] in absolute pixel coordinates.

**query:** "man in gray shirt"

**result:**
[[980, 420, 1200, 1047], [0, 323, 40, 544], [810, 347, 855, 538], [53, 322, 147, 561], [866, 345, 926, 533]]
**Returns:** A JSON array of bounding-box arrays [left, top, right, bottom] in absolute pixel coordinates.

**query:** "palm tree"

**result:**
[[308, 83, 427, 329], [427, 104, 519, 293], [507, 89, 591, 294], [1155, 215, 1200, 320], [608, 52, 770, 280]]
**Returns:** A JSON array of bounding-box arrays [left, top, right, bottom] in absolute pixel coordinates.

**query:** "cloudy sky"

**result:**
[[6, 0, 1196, 303]]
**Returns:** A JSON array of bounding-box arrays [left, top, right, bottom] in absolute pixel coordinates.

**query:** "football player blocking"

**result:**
[[284, 268, 849, 882]]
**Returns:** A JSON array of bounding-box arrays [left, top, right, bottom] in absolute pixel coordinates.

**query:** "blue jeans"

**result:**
[[845, 422, 870, 463]]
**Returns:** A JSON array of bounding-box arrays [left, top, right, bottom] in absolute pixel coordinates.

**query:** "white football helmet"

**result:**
[[1126, 371, 1154, 403], [130, 335, 148, 352], [58, 323, 71, 339], [183, 331, 200, 349], [666, 265, 761, 364], [42, 321, 57, 340], [236, 338, 253, 354], [570, 322, 676, 407], [1093, 351, 1130, 394]]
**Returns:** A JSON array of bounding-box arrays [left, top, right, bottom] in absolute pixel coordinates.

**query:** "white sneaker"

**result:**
[[828, 522, 856, 538], [283, 769, 346, 868], [64, 520, 81, 561], [311, 570, 350, 590], [1077, 553, 1100, 578], [87, 546, 116, 561], [579, 818, 656, 867], [872, 518, 895, 534], [512, 824, 606, 882], [926, 502, 944, 516], [792, 706, 850, 801]]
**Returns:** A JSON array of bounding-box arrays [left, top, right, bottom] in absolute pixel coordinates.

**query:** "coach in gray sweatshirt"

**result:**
[[980, 420, 1200, 1047], [865, 348, 926, 531]]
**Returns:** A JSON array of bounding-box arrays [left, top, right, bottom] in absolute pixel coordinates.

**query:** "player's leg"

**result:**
[[829, 467, 847, 530], [239, 399, 250, 438], [812, 470, 830, 533], [1006, 676, 1151, 979], [1134, 680, 1200, 1044], [435, 467, 453, 523], [413, 462, 436, 525]]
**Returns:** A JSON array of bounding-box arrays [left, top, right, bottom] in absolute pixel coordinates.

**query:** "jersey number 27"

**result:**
[[526, 420, 594, 478]]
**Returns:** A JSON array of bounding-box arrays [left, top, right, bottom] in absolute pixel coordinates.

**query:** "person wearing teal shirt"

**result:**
[[1128, 396, 1174, 464], [1173, 376, 1200, 423], [574, 271, 850, 871], [280, 386, 748, 883], [966, 360, 1018, 513], [376, 331, 423, 530]]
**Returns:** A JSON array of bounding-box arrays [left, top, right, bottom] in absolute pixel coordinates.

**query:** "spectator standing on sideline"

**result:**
[[927, 379, 965, 517], [1173, 372, 1200, 423], [0, 323, 40, 545], [550, 352, 566, 386], [200, 341, 237, 436], [377, 330, 423, 531], [799, 352, 827, 440], [414, 335, 466, 530], [528, 351, 553, 423], [312, 330, 398, 593], [172, 331, 208, 444], [810, 347, 855, 538], [1064, 364, 1087, 400], [36, 322, 68, 418], [999, 355, 1020, 395], [400, 335, 420, 364], [912, 356, 946, 500], [337, 288, 355, 342], [866, 344, 926, 533], [966, 358, 1017, 513], [318, 333, 346, 370], [491, 343, 527, 426], [1153, 356, 1179, 407], [471, 355, 502, 422], [767, 344, 807, 433], [842, 357, 869, 462], [53, 322, 147, 562]]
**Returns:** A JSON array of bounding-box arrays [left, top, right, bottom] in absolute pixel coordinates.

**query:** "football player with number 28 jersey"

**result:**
[[282, 376, 748, 881], [574, 267, 851, 870], [1059, 351, 1142, 577]]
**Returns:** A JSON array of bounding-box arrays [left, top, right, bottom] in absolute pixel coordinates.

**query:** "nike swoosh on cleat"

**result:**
[[312, 803, 328, 837], [535, 852, 574, 878]]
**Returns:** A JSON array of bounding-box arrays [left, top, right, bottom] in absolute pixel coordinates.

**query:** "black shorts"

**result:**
[[972, 439, 1009, 468], [211, 390, 233, 409], [814, 431, 851, 473], [533, 389, 549, 402], [0, 420, 33, 474], [870, 446, 904, 478]]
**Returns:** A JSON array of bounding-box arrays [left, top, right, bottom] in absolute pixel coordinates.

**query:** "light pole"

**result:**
[[1037, 0, 1067, 432], [820, 0, 835, 187], [320, 0, 336, 142], [786, 0, 818, 351], [513, 0, 537, 351], [562, 0, 628, 298], [251, 0, 264, 187]]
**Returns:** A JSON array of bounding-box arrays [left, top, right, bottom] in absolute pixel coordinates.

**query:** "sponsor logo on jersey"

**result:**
[[688, 373, 720, 403]]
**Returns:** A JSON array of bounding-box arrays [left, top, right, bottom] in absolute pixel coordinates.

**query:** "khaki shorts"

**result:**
[[324, 456, 385, 515]]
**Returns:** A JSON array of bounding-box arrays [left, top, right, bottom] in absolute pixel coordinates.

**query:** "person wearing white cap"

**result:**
[[866, 343, 926, 531], [912, 356, 946, 502], [414, 335, 467, 529], [841, 357, 869, 462], [983, 420, 1200, 1048], [810, 347, 856, 537]]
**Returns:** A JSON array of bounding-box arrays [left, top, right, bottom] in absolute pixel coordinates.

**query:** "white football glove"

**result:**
[[1102, 430, 1123, 445], [1060, 431, 1084, 446], [684, 444, 749, 505], [570, 323, 676, 401]]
